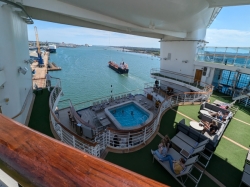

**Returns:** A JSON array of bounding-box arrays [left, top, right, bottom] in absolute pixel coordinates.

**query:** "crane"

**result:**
[[34, 26, 44, 66]]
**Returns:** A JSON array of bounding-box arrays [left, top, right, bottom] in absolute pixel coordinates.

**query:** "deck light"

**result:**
[[18, 67, 28, 75], [4, 98, 9, 105]]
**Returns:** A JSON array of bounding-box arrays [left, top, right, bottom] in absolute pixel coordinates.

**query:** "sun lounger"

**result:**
[[239, 172, 250, 187], [171, 136, 206, 158], [172, 135, 213, 168], [127, 94, 130, 99], [176, 131, 209, 148], [153, 148, 203, 187]]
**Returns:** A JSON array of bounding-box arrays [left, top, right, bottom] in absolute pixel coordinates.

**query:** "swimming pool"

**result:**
[[105, 101, 153, 130]]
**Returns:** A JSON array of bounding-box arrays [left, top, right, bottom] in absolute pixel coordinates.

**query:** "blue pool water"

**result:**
[[109, 103, 149, 127]]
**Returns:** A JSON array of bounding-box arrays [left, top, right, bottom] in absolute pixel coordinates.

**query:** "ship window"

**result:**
[[237, 74, 250, 88]]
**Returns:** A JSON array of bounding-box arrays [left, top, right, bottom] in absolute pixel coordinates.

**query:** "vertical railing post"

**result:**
[[103, 132, 105, 150], [213, 47, 216, 63], [233, 47, 238, 65], [60, 125, 63, 141], [73, 135, 75, 147], [245, 97, 249, 107], [144, 127, 147, 143], [108, 130, 110, 146], [128, 132, 130, 150]]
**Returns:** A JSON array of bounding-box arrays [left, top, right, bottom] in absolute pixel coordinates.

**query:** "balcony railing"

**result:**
[[196, 46, 250, 69], [49, 77, 212, 155], [150, 68, 213, 92], [0, 114, 168, 187]]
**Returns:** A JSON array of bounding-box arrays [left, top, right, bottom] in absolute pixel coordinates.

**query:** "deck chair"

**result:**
[[239, 172, 250, 187], [176, 131, 209, 148], [159, 148, 199, 166], [171, 136, 206, 158], [176, 132, 213, 168], [153, 148, 203, 187], [122, 95, 126, 102], [171, 136, 212, 168], [127, 94, 130, 99]]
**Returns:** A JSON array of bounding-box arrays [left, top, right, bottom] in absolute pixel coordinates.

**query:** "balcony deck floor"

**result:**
[[57, 94, 158, 139]]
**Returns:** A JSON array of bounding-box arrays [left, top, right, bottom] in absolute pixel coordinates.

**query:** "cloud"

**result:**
[[206, 29, 250, 47], [28, 26, 159, 48]]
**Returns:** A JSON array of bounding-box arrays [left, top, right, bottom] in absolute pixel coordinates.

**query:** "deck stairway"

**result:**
[[233, 93, 250, 101], [232, 91, 250, 107]]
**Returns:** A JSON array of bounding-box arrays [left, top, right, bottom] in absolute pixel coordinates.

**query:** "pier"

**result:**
[[31, 51, 61, 88], [31, 51, 48, 88]]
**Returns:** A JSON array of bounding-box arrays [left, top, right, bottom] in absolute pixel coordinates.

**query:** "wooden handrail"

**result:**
[[0, 114, 168, 187]]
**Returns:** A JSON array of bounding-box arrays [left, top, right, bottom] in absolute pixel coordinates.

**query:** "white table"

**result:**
[[190, 121, 204, 131], [200, 110, 211, 116]]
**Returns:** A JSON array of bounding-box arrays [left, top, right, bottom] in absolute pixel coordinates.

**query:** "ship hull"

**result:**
[[108, 64, 129, 74], [49, 49, 56, 53]]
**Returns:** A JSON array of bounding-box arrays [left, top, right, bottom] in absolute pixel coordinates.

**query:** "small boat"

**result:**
[[108, 61, 129, 74]]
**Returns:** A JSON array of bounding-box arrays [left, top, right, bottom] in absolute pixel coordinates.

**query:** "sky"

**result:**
[[27, 5, 250, 48]]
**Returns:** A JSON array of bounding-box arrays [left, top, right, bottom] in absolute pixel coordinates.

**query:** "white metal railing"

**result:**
[[196, 46, 250, 69], [236, 95, 250, 107], [150, 69, 213, 92], [49, 78, 101, 157], [106, 90, 212, 150], [49, 77, 212, 156], [71, 89, 143, 111]]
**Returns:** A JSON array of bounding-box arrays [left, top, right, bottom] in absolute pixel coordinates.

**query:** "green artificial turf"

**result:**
[[206, 138, 247, 187], [105, 136, 182, 187], [106, 92, 250, 187], [29, 89, 249, 187], [224, 119, 250, 148], [177, 105, 200, 122], [234, 107, 250, 121], [28, 89, 54, 138]]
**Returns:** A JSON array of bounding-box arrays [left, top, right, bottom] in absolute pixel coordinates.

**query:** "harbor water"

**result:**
[[49, 46, 160, 106]]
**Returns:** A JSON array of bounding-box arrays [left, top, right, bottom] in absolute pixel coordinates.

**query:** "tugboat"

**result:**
[[108, 61, 129, 74]]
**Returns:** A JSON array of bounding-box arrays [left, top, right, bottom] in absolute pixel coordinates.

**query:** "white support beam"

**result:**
[[207, 0, 250, 7], [22, 0, 186, 38], [25, 7, 164, 39]]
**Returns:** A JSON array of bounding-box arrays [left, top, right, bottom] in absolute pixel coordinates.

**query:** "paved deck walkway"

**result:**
[[31, 51, 49, 88]]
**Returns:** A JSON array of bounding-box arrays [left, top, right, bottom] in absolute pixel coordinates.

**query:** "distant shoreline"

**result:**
[[112, 46, 160, 57]]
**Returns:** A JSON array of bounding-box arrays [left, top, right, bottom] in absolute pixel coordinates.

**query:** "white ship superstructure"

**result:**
[[1, 0, 250, 186], [48, 44, 56, 53]]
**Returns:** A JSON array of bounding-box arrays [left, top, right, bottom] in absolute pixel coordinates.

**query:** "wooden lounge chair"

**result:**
[[153, 148, 203, 187]]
